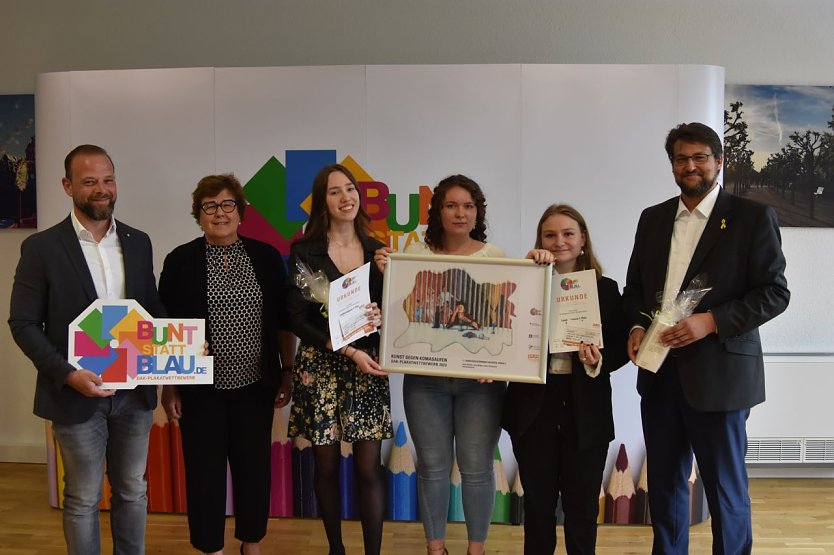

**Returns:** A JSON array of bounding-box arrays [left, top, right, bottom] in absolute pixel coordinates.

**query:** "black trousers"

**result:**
[[511, 375, 607, 555], [178, 382, 276, 553]]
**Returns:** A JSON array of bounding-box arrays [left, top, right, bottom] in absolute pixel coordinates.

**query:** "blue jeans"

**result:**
[[403, 375, 505, 542], [52, 389, 153, 555]]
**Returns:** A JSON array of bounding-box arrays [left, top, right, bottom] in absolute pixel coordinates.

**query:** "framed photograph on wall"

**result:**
[[380, 253, 552, 383]]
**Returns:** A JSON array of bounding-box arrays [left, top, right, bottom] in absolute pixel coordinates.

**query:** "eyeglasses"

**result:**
[[201, 200, 237, 215], [673, 153, 715, 167]]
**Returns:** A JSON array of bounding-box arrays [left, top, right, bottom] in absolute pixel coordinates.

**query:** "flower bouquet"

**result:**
[[293, 260, 330, 318], [635, 274, 712, 372]]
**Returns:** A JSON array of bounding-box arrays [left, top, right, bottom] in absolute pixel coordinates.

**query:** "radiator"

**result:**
[[745, 355, 834, 465]]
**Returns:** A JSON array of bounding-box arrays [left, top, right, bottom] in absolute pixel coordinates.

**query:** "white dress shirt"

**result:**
[[661, 185, 720, 307], [70, 210, 126, 299]]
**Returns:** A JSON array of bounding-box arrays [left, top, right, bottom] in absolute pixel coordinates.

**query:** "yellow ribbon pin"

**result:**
[[720, 218, 727, 230]]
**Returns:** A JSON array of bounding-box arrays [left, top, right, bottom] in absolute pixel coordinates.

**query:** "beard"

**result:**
[[74, 196, 115, 221], [676, 169, 719, 198]]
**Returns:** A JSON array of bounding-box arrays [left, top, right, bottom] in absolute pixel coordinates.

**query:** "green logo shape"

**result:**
[[244, 156, 307, 239], [78, 309, 108, 348]]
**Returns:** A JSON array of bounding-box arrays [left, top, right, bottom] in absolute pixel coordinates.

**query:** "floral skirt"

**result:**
[[289, 344, 393, 445]]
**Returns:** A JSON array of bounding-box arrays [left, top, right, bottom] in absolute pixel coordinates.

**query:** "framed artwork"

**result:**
[[380, 253, 552, 383], [725, 85, 834, 227], [0, 94, 36, 228]]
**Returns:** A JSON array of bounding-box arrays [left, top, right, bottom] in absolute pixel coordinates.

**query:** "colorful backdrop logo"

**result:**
[[240, 150, 432, 254], [68, 299, 213, 389]]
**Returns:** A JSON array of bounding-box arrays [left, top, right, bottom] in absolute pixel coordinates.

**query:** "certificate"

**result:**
[[549, 269, 602, 353], [329, 262, 377, 351]]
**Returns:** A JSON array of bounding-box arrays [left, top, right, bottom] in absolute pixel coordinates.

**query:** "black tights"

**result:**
[[313, 440, 385, 555]]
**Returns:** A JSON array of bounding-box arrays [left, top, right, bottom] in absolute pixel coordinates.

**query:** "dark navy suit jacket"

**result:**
[[9, 216, 165, 424], [622, 189, 790, 411]]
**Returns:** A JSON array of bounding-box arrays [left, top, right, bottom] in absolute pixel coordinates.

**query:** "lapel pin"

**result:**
[[720, 218, 726, 230]]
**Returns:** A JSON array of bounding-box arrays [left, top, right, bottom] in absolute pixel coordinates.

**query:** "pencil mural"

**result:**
[[448, 456, 465, 522], [42, 419, 711, 528], [169, 418, 188, 513], [269, 408, 293, 517], [510, 469, 524, 525], [339, 441, 356, 519], [690, 458, 709, 524], [491, 448, 510, 524], [293, 436, 318, 517], [604, 443, 635, 524], [146, 404, 174, 512], [386, 422, 417, 521], [635, 456, 650, 524]]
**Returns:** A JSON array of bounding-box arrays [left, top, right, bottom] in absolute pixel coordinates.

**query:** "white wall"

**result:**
[[2, 1, 833, 468]]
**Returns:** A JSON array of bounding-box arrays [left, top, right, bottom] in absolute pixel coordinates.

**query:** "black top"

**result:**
[[158, 235, 290, 388], [502, 276, 629, 450], [286, 234, 385, 351]]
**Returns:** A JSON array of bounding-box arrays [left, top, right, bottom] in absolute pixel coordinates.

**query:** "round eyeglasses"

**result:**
[[201, 199, 237, 215]]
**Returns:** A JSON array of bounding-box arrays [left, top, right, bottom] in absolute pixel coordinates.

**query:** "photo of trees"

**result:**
[[724, 85, 834, 227]]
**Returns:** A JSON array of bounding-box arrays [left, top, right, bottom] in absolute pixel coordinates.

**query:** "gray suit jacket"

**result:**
[[8, 216, 165, 424], [622, 189, 790, 411]]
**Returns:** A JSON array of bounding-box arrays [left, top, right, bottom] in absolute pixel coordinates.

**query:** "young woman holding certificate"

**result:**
[[501, 204, 629, 555], [376, 174, 505, 555], [287, 163, 392, 555]]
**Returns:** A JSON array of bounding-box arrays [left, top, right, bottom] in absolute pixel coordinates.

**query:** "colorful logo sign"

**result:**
[[240, 150, 433, 254], [68, 299, 213, 389]]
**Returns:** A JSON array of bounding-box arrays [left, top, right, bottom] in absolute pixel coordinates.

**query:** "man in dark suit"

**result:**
[[9, 144, 165, 554], [623, 123, 789, 555]]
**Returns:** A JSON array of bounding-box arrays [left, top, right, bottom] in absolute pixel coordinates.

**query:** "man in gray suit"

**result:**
[[9, 144, 165, 554]]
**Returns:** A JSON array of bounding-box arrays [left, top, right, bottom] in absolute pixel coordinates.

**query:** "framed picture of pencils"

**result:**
[[380, 253, 552, 383]]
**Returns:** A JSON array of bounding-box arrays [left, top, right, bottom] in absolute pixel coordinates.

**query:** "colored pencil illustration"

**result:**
[[45, 422, 59, 508], [386, 422, 417, 521], [604, 443, 635, 524], [448, 455, 465, 522], [491, 448, 510, 524], [635, 456, 650, 524], [225, 462, 234, 515], [146, 404, 173, 512], [269, 408, 293, 517], [690, 458, 709, 524], [510, 469, 524, 525], [169, 418, 188, 513], [55, 435, 65, 508], [293, 436, 318, 517], [100, 462, 112, 510], [339, 441, 356, 519]]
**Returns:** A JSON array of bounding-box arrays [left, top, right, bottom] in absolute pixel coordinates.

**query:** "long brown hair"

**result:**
[[424, 174, 487, 251], [297, 163, 372, 242], [534, 204, 603, 279]]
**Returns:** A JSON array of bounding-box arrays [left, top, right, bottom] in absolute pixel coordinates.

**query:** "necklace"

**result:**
[[328, 234, 360, 249]]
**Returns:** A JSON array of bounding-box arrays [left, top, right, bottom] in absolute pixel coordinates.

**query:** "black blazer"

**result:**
[[157, 235, 290, 386], [502, 276, 629, 450], [622, 189, 790, 411], [8, 216, 165, 424], [286, 234, 384, 350]]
